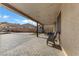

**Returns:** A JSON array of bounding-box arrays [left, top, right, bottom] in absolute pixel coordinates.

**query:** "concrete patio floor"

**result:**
[[0, 33, 64, 56]]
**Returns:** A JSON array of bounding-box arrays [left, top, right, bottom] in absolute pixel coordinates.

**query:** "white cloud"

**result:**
[[0, 15, 2, 18], [3, 15, 10, 18], [22, 19, 37, 26], [13, 19, 37, 26], [0, 15, 10, 18]]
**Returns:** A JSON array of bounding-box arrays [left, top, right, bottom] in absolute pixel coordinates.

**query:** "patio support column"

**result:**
[[42, 25, 44, 33], [37, 22, 39, 37]]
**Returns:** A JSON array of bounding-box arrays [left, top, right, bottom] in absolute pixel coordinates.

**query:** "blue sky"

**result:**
[[0, 6, 37, 26]]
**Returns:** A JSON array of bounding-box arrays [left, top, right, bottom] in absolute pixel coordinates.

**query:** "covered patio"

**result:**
[[0, 3, 64, 56]]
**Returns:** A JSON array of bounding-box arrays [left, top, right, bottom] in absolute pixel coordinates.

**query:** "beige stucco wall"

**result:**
[[44, 25, 55, 33], [61, 4, 79, 55]]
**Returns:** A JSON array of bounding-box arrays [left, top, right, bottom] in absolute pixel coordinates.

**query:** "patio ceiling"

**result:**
[[2, 3, 61, 25]]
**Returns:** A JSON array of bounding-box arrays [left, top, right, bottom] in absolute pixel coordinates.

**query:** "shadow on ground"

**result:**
[[52, 44, 62, 50], [39, 37, 47, 39], [47, 43, 62, 51]]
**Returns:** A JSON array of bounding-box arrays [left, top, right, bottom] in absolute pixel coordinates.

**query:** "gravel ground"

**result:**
[[0, 33, 64, 56]]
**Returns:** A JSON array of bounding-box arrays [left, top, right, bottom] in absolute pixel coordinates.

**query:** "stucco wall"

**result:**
[[61, 4, 79, 55], [44, 25, 54, 33]]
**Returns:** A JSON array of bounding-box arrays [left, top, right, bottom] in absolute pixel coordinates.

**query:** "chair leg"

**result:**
[[53, 39, 55, 45], [53, 41, 55, 45], [46, 40, 49, 45]]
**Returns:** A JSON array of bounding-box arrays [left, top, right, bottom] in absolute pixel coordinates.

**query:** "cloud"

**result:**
[[0, 15, 10, 18], [0, 15, 1, 18], [22, 19, 37, 26], [3, 15, 10, 18]]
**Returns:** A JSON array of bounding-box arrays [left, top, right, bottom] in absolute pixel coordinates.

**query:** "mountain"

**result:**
[[22, 23, 36, 29], [0, 22, 36, 32]]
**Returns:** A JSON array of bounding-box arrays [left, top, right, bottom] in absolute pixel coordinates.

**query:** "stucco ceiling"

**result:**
[[2, 3, 61, 25]]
